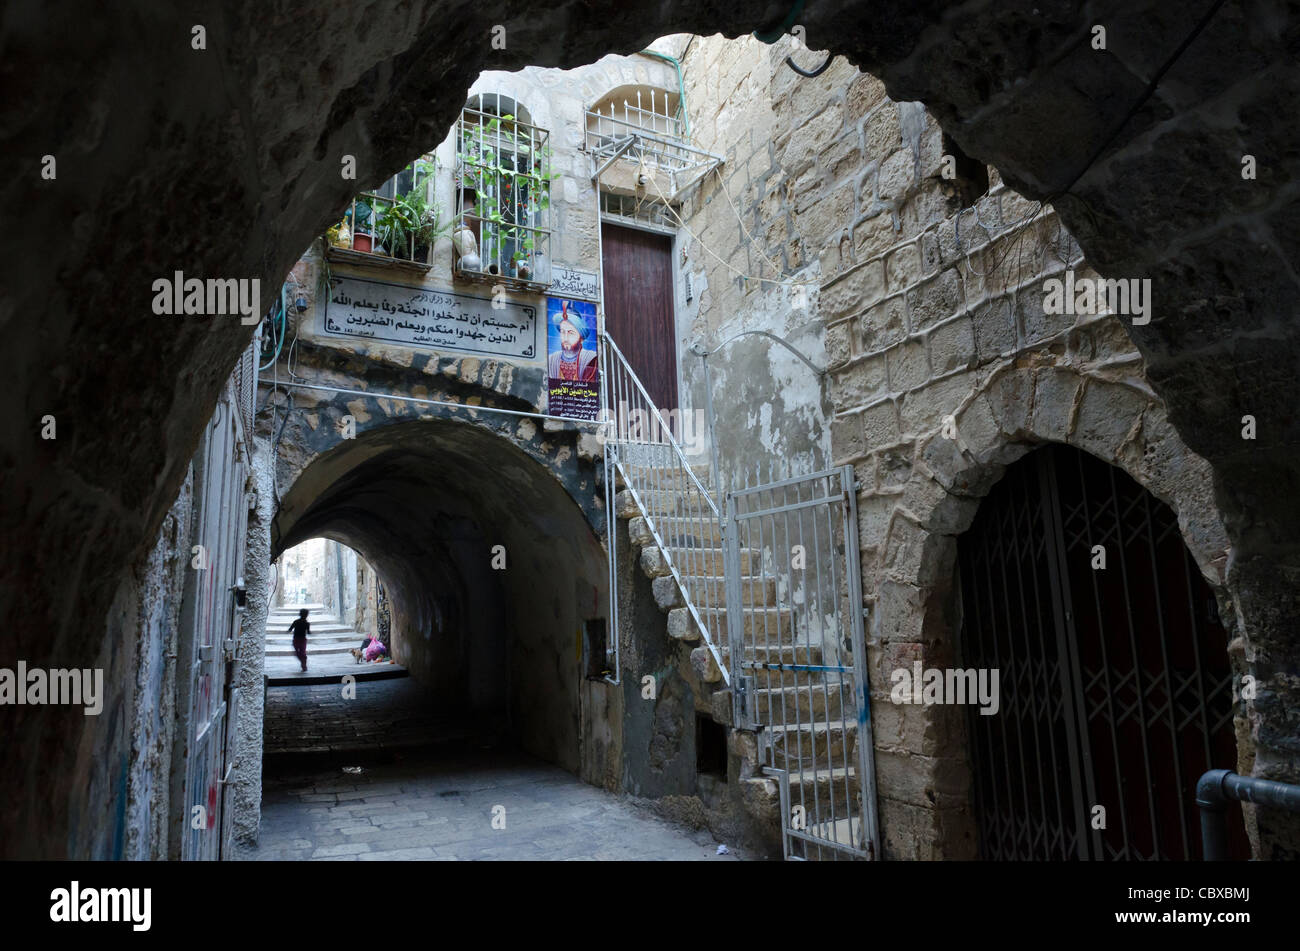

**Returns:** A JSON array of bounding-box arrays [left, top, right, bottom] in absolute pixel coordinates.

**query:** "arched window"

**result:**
[[454, 93, 553, 287]]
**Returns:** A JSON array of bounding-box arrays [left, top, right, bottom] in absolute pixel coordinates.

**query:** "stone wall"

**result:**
[[676, 34, 833, 485], [676, 35, 1250, 858]]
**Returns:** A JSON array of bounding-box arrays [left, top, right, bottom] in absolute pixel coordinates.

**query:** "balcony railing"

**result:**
[[325, 156, 441, 270]]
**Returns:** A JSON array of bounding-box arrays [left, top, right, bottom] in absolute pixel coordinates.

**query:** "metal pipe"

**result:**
[[1197, 769, 1300, 861]]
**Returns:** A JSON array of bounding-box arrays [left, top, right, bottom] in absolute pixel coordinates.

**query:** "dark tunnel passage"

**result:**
[[269, 417, 608, 774]]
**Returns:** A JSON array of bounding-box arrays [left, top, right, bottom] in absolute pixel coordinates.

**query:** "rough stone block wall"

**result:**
[[679, 35, 1246, 859]]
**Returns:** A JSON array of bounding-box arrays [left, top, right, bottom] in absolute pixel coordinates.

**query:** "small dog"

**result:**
[[349, 647, 365, 664]]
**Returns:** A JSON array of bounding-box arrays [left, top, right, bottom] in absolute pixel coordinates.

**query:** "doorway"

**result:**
[[956, 444, 1248, 860], [601, 221, 678, 413]]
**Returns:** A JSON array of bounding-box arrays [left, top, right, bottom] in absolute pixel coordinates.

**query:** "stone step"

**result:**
[[750, 684, 845, 723], [667, 606, 803, 644], [267, 644, 365, 657], [661, 545, 756, 576], [802, 816, 868, 859], [617, 487, 713, 518], [766, 719, 856, 770], [725, 643, 825, 666], [631, 515, 722, 547], [687, 575, 776, 607], [265, 633, 362, 647], [265, 621, 350, 633], [787, 767, 861, 814], [734, 662, 838, 688], [740, 769, 863, 832], [267, 618, 342, 630], [621, 467, 715, 494], [694, 607, 797, 641]]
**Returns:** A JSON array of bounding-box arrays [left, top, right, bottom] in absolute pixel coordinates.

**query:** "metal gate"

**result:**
[[957, 444, 1246, 860], [180, 357, 253, 860], [726, 466, 879, 860]]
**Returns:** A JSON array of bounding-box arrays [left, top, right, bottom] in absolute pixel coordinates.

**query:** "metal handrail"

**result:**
[[603, 334, 719, 514], [601, 332, 730, 684], [1197, 769, 1300, 860]]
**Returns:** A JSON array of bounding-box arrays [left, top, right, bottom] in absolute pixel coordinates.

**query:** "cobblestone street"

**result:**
[[245, 675, 744, 861]]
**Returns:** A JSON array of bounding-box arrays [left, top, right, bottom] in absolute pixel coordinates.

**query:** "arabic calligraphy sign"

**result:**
[[322, 275, 538, 360], [548, 265, 600, 302]]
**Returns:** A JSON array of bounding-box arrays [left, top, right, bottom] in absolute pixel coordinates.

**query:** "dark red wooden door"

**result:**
[[601, 223, 678, 413]]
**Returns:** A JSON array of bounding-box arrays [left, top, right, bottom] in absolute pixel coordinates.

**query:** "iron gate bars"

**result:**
[[727, 465, 879, 860], [957, 444, 1243, 860]]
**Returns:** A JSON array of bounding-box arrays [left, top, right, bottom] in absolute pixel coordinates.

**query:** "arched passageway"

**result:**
[[955, 444, 1249, 860], [5, 1, 1300, 859], [270, 417, 608, 772]]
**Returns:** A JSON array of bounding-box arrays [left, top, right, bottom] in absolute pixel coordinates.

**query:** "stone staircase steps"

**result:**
[[750, 683, 846, 723], [767, 719, 856, 769], [687, 575, 777, 608], [632, 515, 722, 547], [689, 606, 797, 641], [265, 606, 369, 658], [618, 487, 713, 516], [724, 643, 824, 665]]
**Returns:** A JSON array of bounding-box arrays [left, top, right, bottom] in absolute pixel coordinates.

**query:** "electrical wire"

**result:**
[[640, 154, 814, 291]]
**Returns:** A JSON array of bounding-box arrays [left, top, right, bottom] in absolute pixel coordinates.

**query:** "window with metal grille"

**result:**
[[600, 191, 679, 229], [326, 156, 441, 266], [453, 94, 553, 289]]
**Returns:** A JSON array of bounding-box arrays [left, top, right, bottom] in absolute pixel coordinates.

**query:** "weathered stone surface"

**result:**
[[652, 576, 685, 612], [689, 645, 723, 683], [7, 0, 1300, 861], [666, 607, 701, 642]]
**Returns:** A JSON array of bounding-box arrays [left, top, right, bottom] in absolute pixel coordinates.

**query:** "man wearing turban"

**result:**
[[548, 300, 598, 383]]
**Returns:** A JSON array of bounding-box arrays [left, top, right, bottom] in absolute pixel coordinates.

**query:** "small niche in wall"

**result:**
[[696, 714, 727, 779], [583, 618, 609, 680]]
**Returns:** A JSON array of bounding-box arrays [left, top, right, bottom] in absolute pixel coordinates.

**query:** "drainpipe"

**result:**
[[637, 49, 690, 139], [1196, 769, 1300, 860]]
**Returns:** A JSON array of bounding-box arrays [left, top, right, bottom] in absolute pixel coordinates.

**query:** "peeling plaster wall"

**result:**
[[675, 37, 1262, 858], [677, 34, 833, 484], [6, 0, 1300, 859]]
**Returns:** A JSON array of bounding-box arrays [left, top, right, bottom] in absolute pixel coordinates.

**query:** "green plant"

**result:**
[[456, 113, 557, 272], [374, 158, 449, 259]]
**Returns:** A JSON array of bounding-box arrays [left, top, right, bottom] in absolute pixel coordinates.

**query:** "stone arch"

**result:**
[[587, 82, 682, 132], [864, 360, 1243, 859], [8, 0, 1300, 860], [271, 411, 608, 772]]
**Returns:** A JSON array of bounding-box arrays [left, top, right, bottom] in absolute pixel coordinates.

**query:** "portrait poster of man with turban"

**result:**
[[547, 297, 600, 420]]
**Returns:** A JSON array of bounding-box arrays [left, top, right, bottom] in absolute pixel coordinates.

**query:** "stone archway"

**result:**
[[270, 413, 609, 773], [862, 361, 1246, 859], [5, 0, 1300, 858]]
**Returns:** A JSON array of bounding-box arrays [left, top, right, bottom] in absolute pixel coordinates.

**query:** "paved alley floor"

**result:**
[[263, 652, 406, 682], [239, 746, 743, 861], [248, 673, 745, 861]]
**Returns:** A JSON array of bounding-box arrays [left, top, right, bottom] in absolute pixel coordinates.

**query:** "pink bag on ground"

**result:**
[[363, 637, 387, 662]]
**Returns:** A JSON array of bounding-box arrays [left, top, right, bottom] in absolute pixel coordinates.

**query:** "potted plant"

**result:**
[[348, 201, 374, 253]]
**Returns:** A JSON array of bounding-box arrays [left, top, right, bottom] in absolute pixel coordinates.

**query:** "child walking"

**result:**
[[289, 608, 310, 672]]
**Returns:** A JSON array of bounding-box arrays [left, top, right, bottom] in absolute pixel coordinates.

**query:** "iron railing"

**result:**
[[600, 333, 730, 684], [728, 464, 878, 860], [454, 105, 552, 288], [331, 157, 439, 266]]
